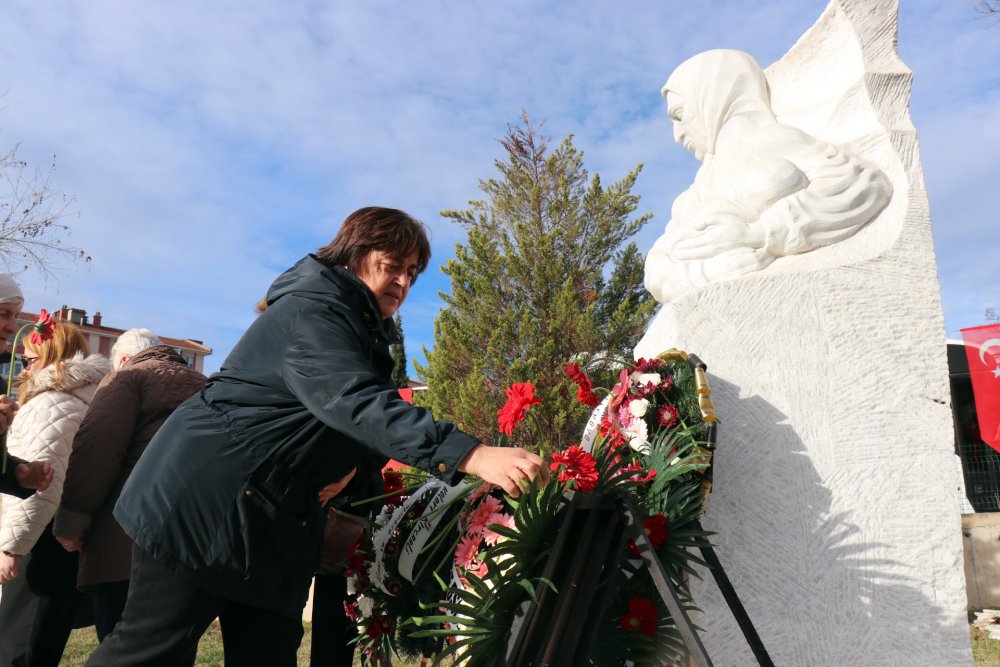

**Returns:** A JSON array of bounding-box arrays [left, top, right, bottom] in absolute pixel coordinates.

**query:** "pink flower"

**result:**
[[467, 495, 504, 534], [482, 513, 515, 546], [454, 533, 482, 568], [616, 402, 634, 428], [468, 559, 489, 579]]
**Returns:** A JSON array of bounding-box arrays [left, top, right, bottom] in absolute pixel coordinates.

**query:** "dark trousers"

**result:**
[[0, 540, 91, 667], [85, 545, 304, 667], [309, 572, 356, 667], [91, 580, 130, 642]]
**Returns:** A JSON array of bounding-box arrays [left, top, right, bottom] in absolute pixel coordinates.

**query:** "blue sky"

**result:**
[[1, 0, 997, 375]]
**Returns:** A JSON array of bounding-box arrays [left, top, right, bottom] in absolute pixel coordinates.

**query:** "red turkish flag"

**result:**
[[961, 324, 1000, 453]]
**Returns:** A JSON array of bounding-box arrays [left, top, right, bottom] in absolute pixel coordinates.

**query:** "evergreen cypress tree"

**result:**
[[416, 114, 656, 454], [390, 313, 410, 388]]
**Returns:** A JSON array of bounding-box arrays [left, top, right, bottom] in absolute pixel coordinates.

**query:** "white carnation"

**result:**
[[358, 595, 374, 618], [628, 398, 650, 418], [625, 418, 650, 454], [631, 372, 661, 388]]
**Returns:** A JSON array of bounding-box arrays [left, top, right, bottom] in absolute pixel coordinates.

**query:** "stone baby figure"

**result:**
[[644, 49, 892, 304]]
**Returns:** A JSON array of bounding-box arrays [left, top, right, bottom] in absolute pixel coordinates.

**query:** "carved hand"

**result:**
[[671, 210, 765, 260]]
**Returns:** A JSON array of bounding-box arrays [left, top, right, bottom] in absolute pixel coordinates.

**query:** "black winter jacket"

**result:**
[[114, 255, 479, 617]]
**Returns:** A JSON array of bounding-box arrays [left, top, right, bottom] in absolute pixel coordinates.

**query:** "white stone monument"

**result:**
[[636, 0, 971, 664]]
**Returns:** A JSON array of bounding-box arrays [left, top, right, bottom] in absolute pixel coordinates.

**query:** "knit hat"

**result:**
[[0, 274, 23, 308]]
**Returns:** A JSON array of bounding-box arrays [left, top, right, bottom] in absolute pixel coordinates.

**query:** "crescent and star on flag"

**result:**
[[979, 339, 1000, 379]]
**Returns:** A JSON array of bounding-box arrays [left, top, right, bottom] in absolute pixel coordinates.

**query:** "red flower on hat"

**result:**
[[29, 309, 55, 345], [619, 597, 659, 637], [497, 382, 542, 436]]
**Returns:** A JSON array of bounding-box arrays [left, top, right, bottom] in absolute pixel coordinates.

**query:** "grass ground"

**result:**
[[61, 622, 315, 667], [60, 621, 425, 666], [62, 622, 999, 666], [973, 624, 1000, 667]]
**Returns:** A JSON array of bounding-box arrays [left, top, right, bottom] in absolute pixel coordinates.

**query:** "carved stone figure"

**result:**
[[645, 49, 893, 304], [635, 2, 972, 664]]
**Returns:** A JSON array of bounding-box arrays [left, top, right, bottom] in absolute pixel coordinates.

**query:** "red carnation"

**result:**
[[618, 464, 657, 485], [628, 357, 664, 374], [565, 363, 601, 408], [382, 470, 405, 506], [576, 385, 600, 408], [598, 417, 628, 449], [563, 362, 591, 386], [497, 382, 542, 435], [619, 597, 659, 637], [29, 308, 55, 345], [549, 445, 599, 492]]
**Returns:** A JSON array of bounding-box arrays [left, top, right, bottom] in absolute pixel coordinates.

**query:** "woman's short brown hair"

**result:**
[[316, 207, 431, 284]]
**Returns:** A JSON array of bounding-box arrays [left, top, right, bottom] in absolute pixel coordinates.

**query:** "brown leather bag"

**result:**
[[319, 506, 369, 573]]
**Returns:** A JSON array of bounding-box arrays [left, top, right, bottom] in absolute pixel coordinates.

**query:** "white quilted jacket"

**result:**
[[0, 353, 112, 555]]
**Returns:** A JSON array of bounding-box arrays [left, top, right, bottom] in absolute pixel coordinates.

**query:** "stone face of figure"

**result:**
[[644, 49, 893, 304]]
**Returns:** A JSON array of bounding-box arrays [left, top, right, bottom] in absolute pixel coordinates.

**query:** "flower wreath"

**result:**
[[346, 349, 717, 666]]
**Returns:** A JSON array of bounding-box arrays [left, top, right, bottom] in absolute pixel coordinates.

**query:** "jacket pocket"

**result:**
[[235, 478, 323, 580]]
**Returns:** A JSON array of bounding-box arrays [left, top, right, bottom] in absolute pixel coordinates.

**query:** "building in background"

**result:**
[[0, 306, 212, 386]]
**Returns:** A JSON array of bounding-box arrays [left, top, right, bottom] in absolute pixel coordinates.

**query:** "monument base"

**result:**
[[636, 247, 970, 664]]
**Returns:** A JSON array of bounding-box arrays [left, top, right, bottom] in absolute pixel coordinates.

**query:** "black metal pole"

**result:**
[[695, 522, 775, 667], [621, 495, 714, 667]]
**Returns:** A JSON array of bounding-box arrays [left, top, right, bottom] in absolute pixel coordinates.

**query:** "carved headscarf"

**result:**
[[661, 49, 774, 157]]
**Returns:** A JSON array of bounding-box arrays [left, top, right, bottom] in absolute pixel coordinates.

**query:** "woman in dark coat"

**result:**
[[86, 207, 548, 667]]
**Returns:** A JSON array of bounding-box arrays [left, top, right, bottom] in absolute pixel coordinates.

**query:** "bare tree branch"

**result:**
[[0, 143, 89, 279], [975, 0, 1000, 17]]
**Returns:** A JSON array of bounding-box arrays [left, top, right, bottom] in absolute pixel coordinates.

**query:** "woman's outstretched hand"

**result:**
[[457, 444, 550, 498]]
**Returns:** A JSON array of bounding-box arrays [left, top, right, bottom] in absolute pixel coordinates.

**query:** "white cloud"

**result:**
[[0, 0, 995, 373]]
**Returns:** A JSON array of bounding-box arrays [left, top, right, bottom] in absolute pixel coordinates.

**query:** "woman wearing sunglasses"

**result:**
[[0, 321, 112, 665]]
